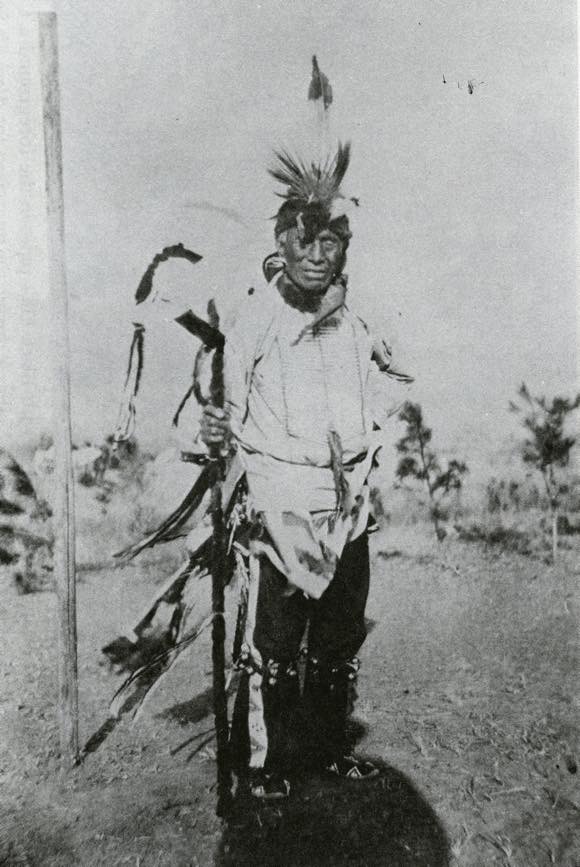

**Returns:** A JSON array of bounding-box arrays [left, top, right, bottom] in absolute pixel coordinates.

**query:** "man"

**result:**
[[200, 143, 411, 799]]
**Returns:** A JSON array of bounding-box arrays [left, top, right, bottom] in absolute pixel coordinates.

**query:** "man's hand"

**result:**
[[200, 405, 232, 446]]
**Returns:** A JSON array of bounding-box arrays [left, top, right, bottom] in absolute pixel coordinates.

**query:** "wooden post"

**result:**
[[38, 12, 79, 767]]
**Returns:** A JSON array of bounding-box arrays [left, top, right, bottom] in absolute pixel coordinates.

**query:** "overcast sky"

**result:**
[[2, 0, 577, 476]]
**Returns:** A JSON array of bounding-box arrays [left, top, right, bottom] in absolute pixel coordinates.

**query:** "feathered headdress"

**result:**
[[270, 142, 350, 208], [269, 142, 355, 244]]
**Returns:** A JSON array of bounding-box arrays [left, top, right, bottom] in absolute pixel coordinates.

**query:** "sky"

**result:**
[[1, 0, 578, 479]]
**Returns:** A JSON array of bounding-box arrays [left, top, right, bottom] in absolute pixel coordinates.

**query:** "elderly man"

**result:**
[[200, 143, 410, 800]]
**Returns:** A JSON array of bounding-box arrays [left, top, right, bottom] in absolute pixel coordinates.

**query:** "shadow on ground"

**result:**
[[156, 686, 216, 727], [217, 759, 450, 867], [159, 693, 450, 865]]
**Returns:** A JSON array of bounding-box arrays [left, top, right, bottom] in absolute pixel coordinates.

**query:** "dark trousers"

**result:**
[[232, 532, 370, 773], [254, 530, 369, 665]]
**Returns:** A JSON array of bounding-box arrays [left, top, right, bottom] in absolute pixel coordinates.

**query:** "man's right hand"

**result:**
[[200, 405, 232, 446]]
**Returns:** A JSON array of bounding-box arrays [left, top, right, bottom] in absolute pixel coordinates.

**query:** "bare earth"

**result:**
[[1, 525, 579, 866]]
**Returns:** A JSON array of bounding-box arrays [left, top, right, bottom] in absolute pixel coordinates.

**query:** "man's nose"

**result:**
[[306, 239, 324, 263]]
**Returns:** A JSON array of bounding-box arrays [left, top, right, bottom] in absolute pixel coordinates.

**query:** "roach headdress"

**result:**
[[270, 142, 354, 245]]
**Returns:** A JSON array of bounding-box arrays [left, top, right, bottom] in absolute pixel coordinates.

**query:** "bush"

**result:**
[[457, 523, 532, 555], [395, 402, 468, 541], [510, 383, 580, 561]]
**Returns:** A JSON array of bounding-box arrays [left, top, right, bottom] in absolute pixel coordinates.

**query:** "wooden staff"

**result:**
[[38, 12, 79, 767], [209, 342, 232, 817], [176, 306, 232, 816]]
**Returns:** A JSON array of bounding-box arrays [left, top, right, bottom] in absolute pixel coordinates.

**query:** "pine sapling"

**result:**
[[395, 402, 467, 541], [509, 383, 580, 562]]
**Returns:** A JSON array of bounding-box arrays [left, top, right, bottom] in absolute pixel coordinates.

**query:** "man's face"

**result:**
[[276, 227, 344, 294]]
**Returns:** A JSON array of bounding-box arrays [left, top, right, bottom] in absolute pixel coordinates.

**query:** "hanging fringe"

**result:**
[[327, 428, 348, 513], [172, 340, 214, 428], [129, 323, 145, 392], [371, 336, 415, 384], [113, 322, 145, 443], [172, 383, 196, 428], [109, 612, 215, 720], [113, 462, 219, 562], [145, 543, 209, 615], [172, 300, 224, 427], [95, 476, 246, 758], [133, 547, 211, 635], [103, 543, 211, 674], [86, 613, 216, 757], [113, 244, 203, 442]]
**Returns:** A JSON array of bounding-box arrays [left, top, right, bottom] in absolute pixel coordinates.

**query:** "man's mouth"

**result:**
[[302, 269, 327, 280]]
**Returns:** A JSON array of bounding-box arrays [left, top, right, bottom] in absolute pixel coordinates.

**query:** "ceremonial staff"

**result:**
[[113, 247, 234, 815], [176, 305, 233, 817]]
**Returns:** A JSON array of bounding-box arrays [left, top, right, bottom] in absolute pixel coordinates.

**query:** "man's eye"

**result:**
[[322, 239, 338, 250]]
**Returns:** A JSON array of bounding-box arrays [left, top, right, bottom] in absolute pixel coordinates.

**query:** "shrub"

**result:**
[[395, 402, 468, 541], [510, 383, 580, 561]]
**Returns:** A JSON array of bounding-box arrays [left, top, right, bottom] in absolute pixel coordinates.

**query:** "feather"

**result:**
[[269, 142, 351, 208], [108, 613, 215, 721], [86, 616, 214, 756], [308, 55, 333, 109]]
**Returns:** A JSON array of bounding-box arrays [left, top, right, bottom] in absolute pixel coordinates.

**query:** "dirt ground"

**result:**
[[1, 524, 579, 866]]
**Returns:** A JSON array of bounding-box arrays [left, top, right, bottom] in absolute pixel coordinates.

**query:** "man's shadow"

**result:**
[[158, 692, 449, 866], [216, 757, 449, 867], [216, 713, 449, 867]]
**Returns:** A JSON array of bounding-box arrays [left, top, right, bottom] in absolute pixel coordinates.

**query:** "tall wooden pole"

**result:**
[[38, 12, 79, 767]]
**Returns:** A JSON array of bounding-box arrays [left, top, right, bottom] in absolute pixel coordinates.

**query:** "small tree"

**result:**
[[395, 402, 468, 540], [509, 383, 580, 562]]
